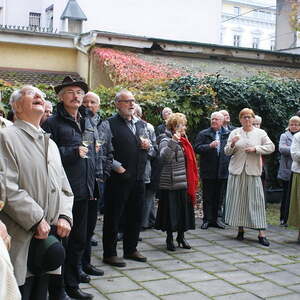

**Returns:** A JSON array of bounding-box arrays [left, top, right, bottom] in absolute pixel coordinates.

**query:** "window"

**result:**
[[234, 6, 240, 16], [29, 12, 41, 30], [233, 34, 241, 47], [270, 39, 275, 51], [252, 37, 260, 49]]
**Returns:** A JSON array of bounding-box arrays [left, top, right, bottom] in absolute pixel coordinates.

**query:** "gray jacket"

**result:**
[[159, 132, 187, 190], [278, 130, 293, 181]]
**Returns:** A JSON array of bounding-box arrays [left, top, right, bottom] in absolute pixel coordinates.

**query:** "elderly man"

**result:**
[[0, 85, 73, 300], [219, 109, 235, 132], [43, 77, 96, 300], [194, 112, 230, 230], [102, 89, 149, 267], [155, 107, 172, 137], [81, 92, 113, 278], [40, 100, 53, 125]]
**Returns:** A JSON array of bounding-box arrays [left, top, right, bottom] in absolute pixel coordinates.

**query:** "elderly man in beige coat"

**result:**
[[0, 85, 73, 300]]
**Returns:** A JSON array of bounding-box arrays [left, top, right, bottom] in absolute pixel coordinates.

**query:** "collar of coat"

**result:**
[[14, 119, 49, 140], [56, 102, 93, 122]]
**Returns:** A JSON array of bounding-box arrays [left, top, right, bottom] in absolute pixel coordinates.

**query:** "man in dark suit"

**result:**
[[43, 76, 95, 300], [219, 110, 235, 132], [194, 112, 230, 230], [102, 89, 149, 267]]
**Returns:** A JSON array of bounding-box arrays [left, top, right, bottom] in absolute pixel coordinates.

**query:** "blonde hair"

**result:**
[[239, 108, 255, 120], [289, 116, 300, 125], [166, 113, 187, 132]]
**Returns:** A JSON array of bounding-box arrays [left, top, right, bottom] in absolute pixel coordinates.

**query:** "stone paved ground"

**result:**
[[82, 219, 300, 300]]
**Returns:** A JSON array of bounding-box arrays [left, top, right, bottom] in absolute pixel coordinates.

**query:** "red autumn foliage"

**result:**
[[92, 48, 184, 85]]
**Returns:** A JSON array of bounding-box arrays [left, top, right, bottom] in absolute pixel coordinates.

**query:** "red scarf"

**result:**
[[180, 137, 199, 206]]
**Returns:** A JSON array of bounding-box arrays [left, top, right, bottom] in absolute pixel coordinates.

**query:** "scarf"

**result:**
[[180, 136, 199, 206]]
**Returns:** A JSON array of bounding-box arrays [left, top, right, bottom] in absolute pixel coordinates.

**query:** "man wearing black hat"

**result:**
[[43, 77, 97, 300], [0, 85, 73, 300]]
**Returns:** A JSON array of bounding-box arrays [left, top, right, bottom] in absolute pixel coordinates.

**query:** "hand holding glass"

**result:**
[[82, 131, 93, 159]]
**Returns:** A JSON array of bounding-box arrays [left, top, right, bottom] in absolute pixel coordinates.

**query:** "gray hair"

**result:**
[[115, 89, 133, 102], [254, 115, 262, 123], [45, 100, 53, 107], [9, 85, 45, 108], [84, 92, 100, 104], [211, 111, 224, 120], [134, 103, 142, 118]]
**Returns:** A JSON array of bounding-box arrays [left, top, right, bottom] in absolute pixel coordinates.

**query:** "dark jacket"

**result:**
[[42, 102, 97, 201], [94, 117, 113, 181], [107, 114, 148, 182], [194, 127, 230, 179], [155, 123, 166, 137]]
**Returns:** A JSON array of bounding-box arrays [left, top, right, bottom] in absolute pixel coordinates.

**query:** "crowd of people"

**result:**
[[0, 76, 300, 300]]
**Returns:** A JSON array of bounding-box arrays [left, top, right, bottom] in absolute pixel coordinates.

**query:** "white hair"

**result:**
[[134, 103, 142, 118], [254, 115, 262, 123], [45, 100, 53, 107], [115, 89, 133, 102], [84, 92, 100, 104], [9, 85, 45, 110], [211, 111, 224, 120]]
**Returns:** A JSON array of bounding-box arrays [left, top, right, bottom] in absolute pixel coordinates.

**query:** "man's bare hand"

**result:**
[[56, 218, 71, 238], [34, 218, 50, 239], [79, 146, 88, 158]]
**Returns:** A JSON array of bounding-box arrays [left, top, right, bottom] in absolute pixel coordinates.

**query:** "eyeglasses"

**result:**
[[64, 90, 85, 96], [242, 115, 253, 119], [22, 89, 45, 99], [117, 99, 136, 104]]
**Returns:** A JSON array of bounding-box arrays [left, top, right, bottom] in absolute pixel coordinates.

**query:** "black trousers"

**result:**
[[202, 178, 227, 223], [19, 275, 49, 300], [64, 199, 89, 289], [103, 179, 145, 257], [82, 199, 98, 267], [280, 177, 292, 223]]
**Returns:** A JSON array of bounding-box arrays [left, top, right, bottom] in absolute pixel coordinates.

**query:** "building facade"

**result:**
[[0, 0, 222, 44], [221, 0, 276, 50]]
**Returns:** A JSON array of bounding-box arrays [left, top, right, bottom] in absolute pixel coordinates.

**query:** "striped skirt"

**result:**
[[288, 173, 300, 227], [225, 169, 267, 229]]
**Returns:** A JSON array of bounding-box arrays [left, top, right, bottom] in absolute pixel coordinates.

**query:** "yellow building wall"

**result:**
[[76, 51, 89, 83], [223, 3, 250, 15], [0, 42, 78, 72]]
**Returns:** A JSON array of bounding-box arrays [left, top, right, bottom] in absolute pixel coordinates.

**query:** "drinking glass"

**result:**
[[82, 131, 94, 159]]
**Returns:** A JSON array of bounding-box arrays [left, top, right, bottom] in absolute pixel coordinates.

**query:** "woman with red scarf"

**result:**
[[155, 113, 199, 251]]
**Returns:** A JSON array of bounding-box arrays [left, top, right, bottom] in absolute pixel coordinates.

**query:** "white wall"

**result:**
[[1, 0, 222, 44]]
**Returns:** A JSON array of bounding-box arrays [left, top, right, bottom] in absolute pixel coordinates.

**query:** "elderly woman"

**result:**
[[278, 116, 300, 226], [155, 113, 198, 251], [224, 108, 275, 246], [288, 130, 300, 240]]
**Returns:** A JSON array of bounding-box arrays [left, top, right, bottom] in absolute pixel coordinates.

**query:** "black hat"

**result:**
[[54, 76, 89, 94], [27, 235, 65, 275]]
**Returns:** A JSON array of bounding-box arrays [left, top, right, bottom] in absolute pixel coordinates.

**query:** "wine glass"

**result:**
[[82, 131, 94, 159], [95, 132, 105, 152], [138, 127, 149, 143]]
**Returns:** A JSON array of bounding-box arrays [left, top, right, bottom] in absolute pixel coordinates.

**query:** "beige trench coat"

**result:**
[[0, 120, 73, 286]]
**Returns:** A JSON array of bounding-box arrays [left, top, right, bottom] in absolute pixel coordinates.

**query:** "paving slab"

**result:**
[[123, 268, 169, 282], [161, 291, 210, 299], [194, 260, 238, 272], [108, 290, 159, 300], [266, 294, 300, 300], [141, 278, 192, 295], [280, 263, 300, 275], [149, 259, 192, 271], [215, 270, 263, 285], [241, 281, 292, 298], [213, 252, 255, 264], [261, 271, 300, 286], [92, 276, 141, 294], [235, 261, 279, 274], [214, 292, 261, 300], [168, 268, 216, 282], [255, 254, 295, 265], [194, 245, 233, 254], [190, 279, 241, 297]]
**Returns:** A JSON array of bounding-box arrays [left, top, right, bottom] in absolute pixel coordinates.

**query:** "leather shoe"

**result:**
[[201, 222, 209, 229], [103, 256, 126, 267], [79, 271, 91, 283], [236, 231, 244, 241], [65, 287, 93, 299], [124, 251, 147, 262], [258, 236, 270, 247], [83, 264, 104, 276], [211, 221, 225, 229]]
